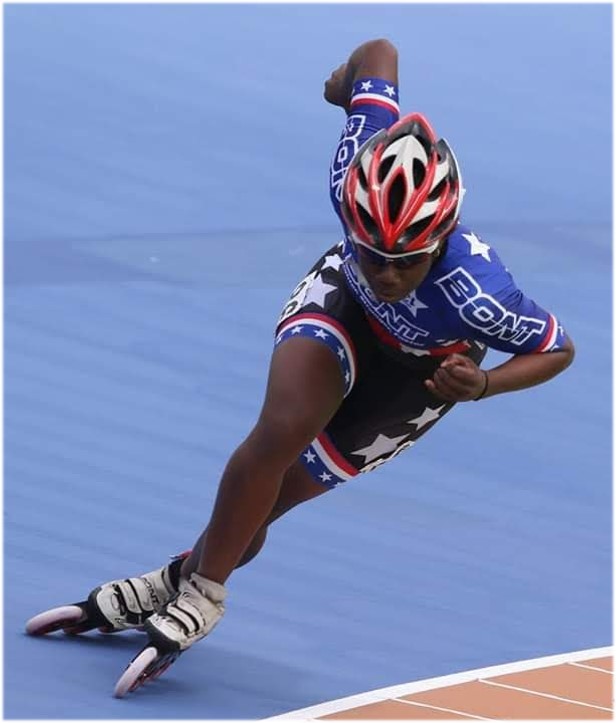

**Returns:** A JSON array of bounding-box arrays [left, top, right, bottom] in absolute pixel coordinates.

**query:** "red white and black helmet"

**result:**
[[341, 112, 464, 257]]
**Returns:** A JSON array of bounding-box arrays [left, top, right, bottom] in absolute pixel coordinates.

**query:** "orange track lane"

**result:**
[[270, 649, 613, 721]]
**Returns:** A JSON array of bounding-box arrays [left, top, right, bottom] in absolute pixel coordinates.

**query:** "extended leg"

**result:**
[[25, 459, 326, 638]]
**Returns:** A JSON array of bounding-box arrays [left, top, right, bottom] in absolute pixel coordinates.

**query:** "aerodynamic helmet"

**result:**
[[341, 112, 464, 257]]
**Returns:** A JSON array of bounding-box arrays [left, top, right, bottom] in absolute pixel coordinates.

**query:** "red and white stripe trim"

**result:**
[[535, 313, 559, 353], [313, 432, 359, 480], [278, 313, 358, 389], [350, 93, 399, 113]]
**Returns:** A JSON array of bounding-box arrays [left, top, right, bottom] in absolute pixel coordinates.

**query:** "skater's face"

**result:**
[[355, 243, 439, 303]]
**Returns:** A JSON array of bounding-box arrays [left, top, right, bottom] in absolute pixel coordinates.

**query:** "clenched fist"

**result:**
[[323, 63, 351, 110], [425, 354, 489, 402]]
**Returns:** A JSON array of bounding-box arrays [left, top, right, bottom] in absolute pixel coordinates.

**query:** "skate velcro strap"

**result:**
[[148, 576, 226, 641], [120, 579, 156, 615], [176, 578, 225, 630], [166, 601, 202, 635], [141, 575, 227, 651]]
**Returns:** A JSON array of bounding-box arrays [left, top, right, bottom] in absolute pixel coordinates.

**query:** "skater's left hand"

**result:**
[[425, 354, 488, 402]]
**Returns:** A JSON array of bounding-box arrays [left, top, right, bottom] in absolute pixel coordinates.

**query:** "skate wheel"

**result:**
[[113, 646, 158, 698], [25, 605, 86, 636], [148, 658, 173, 682]]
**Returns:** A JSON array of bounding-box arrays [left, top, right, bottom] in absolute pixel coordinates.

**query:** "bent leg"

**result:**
[[180, 459, 328, 576]]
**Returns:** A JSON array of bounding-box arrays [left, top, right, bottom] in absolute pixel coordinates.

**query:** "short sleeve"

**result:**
[[432, 228, 569, 355]]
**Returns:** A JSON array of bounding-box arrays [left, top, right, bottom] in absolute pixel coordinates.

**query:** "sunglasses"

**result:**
[[354, 243, 432, 269]]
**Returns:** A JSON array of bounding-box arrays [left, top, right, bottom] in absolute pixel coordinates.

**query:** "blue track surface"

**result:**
[[4, 4, 612, 719]]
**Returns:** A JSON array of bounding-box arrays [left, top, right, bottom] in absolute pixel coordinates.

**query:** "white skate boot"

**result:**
[[25, 553, 189, 636], [113, 573, 226, 697]]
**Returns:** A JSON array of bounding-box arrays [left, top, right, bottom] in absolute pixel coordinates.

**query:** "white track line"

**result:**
[[480, 679, 612, 712], [393, 698, 494, 720], [569, 661, 613, 674], [265, 646, 613, 720]]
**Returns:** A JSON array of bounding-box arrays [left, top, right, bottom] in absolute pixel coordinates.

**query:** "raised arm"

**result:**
[[324, 38, 398, 112]]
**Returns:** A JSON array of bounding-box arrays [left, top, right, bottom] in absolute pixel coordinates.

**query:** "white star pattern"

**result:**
[[314, 328, 329, 339], [352, 433, 411, 465], [344, 370, 351, 384], [462, 232, 491, 262], [384, 84, 396, 97], [402, 291, 428, 318], [303, 274, 337, 308], [407, 405, 445, 430], [361, 438, 415, 472], [337, 346, 345, 359], [291, 326, 303, 335], [304, 450, 316, 464], [319, 471, 333, 483], [321, 254, 343, 271], [360, 80, 373, 91]]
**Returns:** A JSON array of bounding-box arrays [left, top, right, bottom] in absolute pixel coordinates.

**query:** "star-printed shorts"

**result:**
[[274, 245, 487, 489]]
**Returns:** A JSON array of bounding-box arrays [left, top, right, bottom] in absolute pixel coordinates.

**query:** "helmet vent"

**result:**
[[412, 158, 426, 189], [388, 174, 407, 223], [428, 178, 447, 201], [414, 131, 432, 157], [404, 216, 433, 242], [357, 163, 369, 190], [429, 207, 457, 242], [378, 155, 395, 183], [357, 202, 379, 237]]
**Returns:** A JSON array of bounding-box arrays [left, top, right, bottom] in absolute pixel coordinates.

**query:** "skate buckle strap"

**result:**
[[145, 574, 226, 651], [91, 563, 178, 631], [120, 579, 157, 616]]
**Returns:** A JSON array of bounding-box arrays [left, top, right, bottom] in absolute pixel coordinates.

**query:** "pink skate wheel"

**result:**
[[114, 646, 158, 698], [25, 605, 85, 636]]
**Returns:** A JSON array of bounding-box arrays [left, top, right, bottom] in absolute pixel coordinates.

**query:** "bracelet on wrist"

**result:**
[[474, 370, 490, 401]]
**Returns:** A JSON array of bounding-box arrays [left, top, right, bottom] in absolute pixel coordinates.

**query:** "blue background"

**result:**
[[4, 3, 612, 719]]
